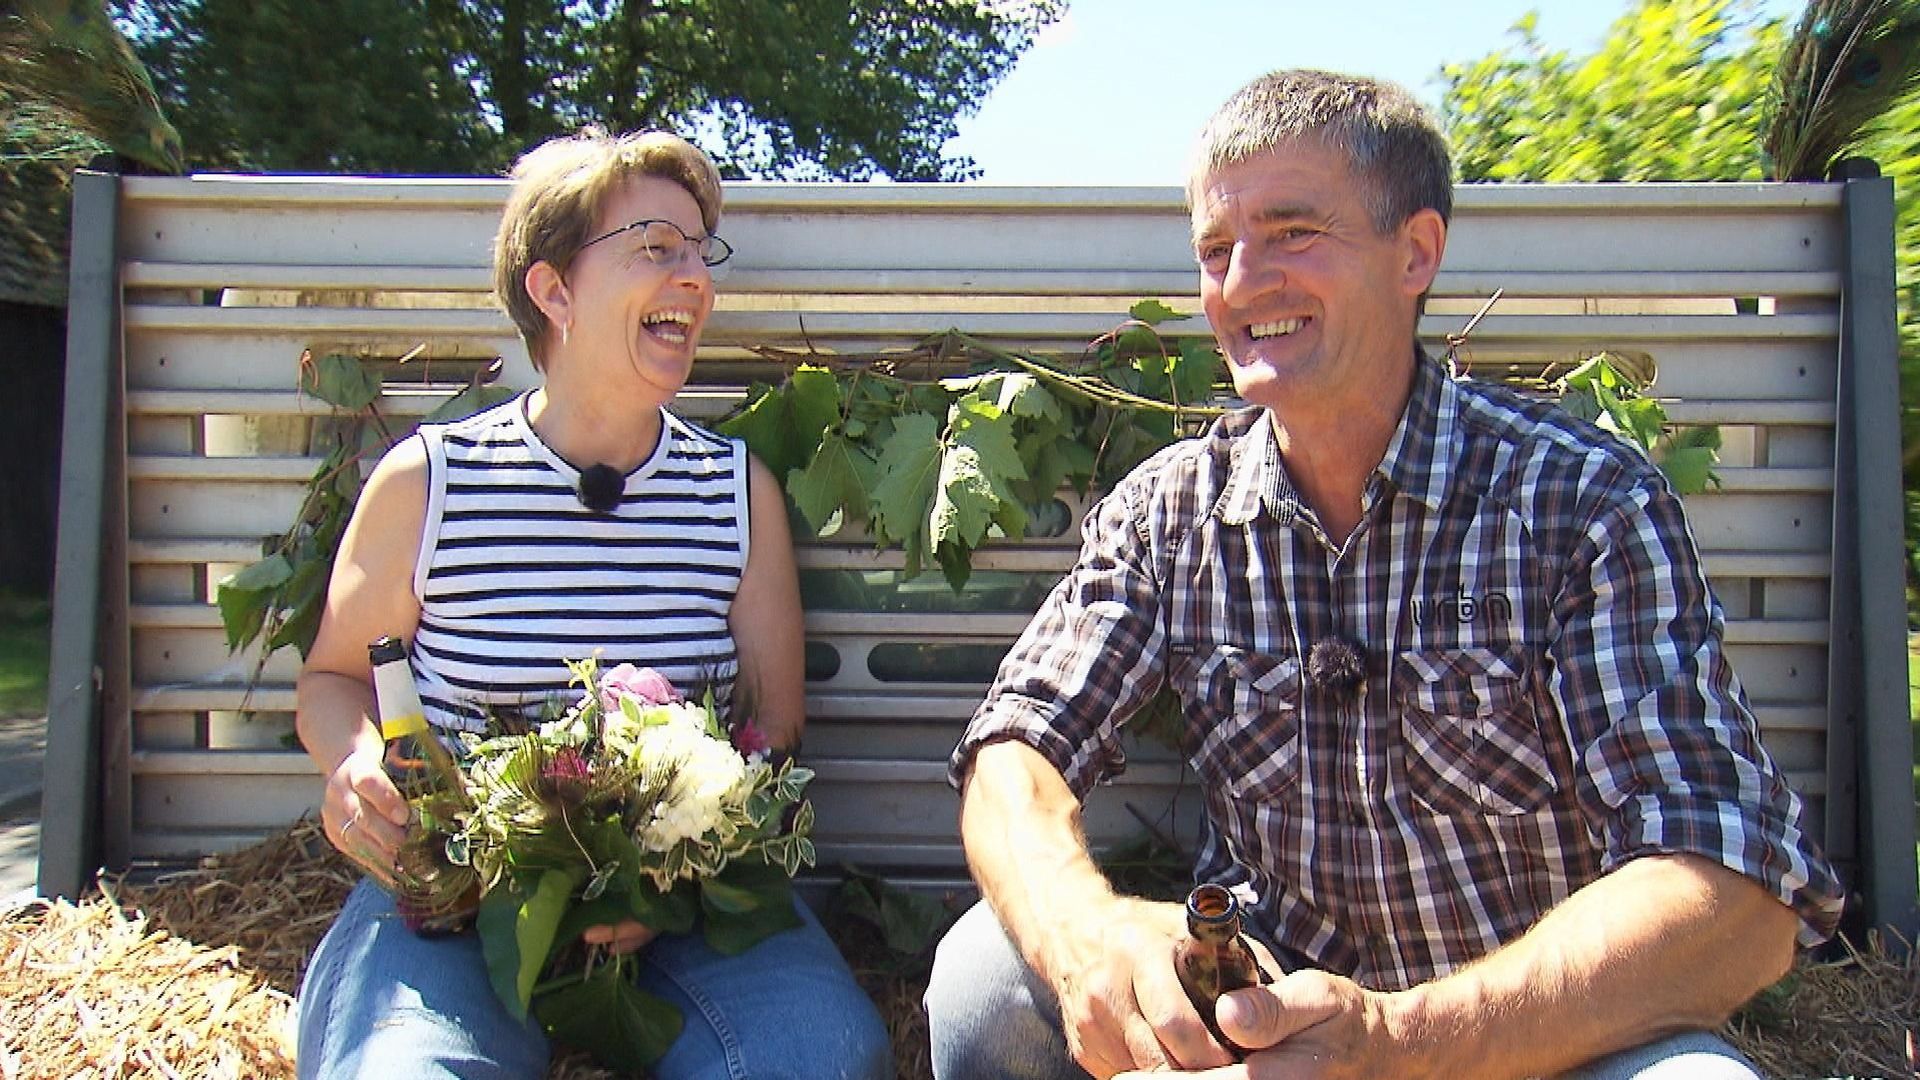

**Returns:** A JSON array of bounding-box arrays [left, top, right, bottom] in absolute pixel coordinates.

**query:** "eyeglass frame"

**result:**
[[574, 218, 734, 270]]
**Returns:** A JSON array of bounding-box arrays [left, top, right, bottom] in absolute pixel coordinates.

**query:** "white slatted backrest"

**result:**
[[109, 177, 1843, 876]]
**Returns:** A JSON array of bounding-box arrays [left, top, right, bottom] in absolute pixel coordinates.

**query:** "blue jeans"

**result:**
[[298, 878, 891, 1079], [925, 901, 1764, 1080]]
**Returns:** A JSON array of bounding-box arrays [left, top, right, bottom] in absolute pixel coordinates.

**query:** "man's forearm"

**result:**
[[1392, 853, 1798, 1079], [960, 739, 1121, 983]]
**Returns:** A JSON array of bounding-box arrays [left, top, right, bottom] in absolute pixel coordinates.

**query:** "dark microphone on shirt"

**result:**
[[1305, 636, 1367, 706], [577, 463, 623, 512]]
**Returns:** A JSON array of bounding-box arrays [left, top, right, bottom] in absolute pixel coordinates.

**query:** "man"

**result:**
[[923, 69, 1842, 1080]]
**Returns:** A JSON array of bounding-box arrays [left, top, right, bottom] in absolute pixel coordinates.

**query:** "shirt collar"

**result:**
[[1374, 347, 1459, 513], [1218, 347, 1459, 527]]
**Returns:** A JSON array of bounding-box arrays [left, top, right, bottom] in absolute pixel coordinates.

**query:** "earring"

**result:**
[[560, 320, 571, 347]]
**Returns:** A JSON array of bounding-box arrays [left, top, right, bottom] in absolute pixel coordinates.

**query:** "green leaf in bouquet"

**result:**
[[535, 961, 683, 1072], [478, 889, 530, 1020], [700, 861, 801, 956], [627, 882, 697, 935], [699, 876, 766, 915], [777, 765, 815, 802], [582, 860, 620, 901], [489, 867, 580, 1015], [553, 892, 636, 948]]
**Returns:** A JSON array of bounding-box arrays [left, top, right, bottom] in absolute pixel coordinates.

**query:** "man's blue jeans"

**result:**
[[297, 877, 891, 1079], [925, 901, 1766, 1080]]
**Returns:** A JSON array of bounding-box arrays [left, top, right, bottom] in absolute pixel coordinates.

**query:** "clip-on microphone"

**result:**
[[576, 463, 624, 513]]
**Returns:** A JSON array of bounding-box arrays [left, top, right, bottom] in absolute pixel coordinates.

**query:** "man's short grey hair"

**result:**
[[1188, 69, 1453, 234]]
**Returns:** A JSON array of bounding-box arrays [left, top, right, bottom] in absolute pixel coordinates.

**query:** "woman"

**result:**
[[293, 129, 892, 1079]]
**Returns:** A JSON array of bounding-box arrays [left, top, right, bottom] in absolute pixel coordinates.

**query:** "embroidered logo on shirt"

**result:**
[[1411, 590, 1512, 627]]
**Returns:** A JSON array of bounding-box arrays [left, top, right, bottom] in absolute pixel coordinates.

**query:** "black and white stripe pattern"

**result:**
[[409, 394, 747, 731]]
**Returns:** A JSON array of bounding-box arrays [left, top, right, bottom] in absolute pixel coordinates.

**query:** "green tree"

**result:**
[[1441, 1, 1784, 182], [109, 0, 1060, 179], [1440, 0, 1920, 610]]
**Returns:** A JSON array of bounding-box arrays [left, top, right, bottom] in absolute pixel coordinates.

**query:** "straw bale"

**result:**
[[3, 820, 1913, 1078], [0, 893, 294, 1077], [1728, 931, 1919, 1079]]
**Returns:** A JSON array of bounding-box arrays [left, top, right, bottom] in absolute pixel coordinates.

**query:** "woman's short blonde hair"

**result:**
[[492, 128, 724, 369]]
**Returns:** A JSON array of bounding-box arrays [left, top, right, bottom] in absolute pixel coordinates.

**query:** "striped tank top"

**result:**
[[408, 393, 748, 732]]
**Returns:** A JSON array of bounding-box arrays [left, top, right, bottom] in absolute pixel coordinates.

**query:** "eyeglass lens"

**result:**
[[626, 220, 730, 268]]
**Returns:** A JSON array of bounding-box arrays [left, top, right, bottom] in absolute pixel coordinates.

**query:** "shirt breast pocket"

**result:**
[[1186, 645, 1301, 803], [1395, 647, 1556, 817]]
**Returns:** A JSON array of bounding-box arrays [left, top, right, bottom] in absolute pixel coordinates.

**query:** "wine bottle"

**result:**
[[367, 635, 475, 934], [1173, 883, 1270, 1059], [369, 636, 457, 798]]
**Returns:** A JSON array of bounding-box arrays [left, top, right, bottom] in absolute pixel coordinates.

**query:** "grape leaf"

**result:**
[[1559, 385, 1603, 424], [301, 353, 382, 411], [423, 382, 517, 424], [789, 431, 873, 533], [870, 413, 945, 575], [929, 403, 1030, 589], [716, 365, 843, 481], [1129, 299, 1191, 326], [214, 554, 292, 651], [1170, 340, 1223, 406], [1656, 425, 1723, 494], [944, 371, 1058, 422]]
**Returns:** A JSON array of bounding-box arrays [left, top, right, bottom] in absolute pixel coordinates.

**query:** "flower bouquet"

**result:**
[[385, 656, 816, 1071]]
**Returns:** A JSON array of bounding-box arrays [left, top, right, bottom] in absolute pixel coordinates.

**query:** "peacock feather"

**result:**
[[1765, 0, 1920, 180]]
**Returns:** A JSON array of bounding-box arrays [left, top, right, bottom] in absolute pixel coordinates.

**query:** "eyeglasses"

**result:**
[[575, 218, 734, 275]]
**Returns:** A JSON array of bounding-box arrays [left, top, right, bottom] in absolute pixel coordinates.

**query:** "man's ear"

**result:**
[[1399, 208, 1447, 298], [525, 259, 572, 331]]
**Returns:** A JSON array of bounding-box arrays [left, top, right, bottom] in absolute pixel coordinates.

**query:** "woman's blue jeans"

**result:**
[[297, 877, 891, 1079], [924, 901, 1766, 1080]]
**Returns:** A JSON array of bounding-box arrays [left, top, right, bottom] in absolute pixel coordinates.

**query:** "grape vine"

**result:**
[[214, 304, 1717, 661]]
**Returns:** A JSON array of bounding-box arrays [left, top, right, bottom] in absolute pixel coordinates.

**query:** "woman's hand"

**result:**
[[323, 744, 408, 886], [582, 919, 657, 955]]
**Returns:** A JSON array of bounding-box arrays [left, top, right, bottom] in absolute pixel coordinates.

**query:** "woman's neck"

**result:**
[[525, 385, 664, 474]]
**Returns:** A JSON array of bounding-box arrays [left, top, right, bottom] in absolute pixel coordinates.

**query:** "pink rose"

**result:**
[[600, 663, 681, 712]]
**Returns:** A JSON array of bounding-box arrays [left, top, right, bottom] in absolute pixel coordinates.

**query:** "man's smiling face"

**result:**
[[1191, 139, 1441, 416]]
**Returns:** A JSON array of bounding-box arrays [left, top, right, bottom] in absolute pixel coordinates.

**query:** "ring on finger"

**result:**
[[342, 813, 358, 839]]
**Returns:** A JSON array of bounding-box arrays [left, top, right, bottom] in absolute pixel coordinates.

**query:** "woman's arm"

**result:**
[[295, 438, 428, 879], [728, 453, 806, 751]]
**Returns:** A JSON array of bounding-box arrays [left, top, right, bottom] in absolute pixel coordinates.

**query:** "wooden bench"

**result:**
[[40, 171, 1919, 936]]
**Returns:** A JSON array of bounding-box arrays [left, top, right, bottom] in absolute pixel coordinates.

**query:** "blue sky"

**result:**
[[945, 0, 1801, 185]]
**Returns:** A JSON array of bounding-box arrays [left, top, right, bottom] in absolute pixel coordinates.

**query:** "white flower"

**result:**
[[632, 711, 751, 857]]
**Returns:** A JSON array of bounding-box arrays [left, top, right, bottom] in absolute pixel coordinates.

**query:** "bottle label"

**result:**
[[381, 711, 429, 740]]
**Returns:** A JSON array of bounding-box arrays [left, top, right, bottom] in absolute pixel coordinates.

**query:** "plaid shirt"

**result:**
[[952, 353, 1843, 991]]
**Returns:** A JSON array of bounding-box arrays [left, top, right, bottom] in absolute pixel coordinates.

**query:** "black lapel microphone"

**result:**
[[1305, 636, 1367, 706], [576, 463, 624, 513]]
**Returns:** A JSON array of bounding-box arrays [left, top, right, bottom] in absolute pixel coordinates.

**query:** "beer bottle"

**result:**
[[1173, 883, 1270, 1059]]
